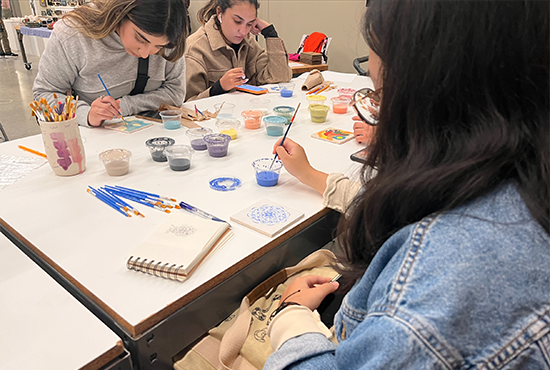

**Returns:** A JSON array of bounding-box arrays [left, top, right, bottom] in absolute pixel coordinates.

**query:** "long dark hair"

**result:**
[[197, 0, 259, 27], [337, 0, 549, 281], [63, 0, 187, 62]]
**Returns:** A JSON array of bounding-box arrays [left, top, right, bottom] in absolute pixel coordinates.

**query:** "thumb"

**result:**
[[318, 281, 339, 296]]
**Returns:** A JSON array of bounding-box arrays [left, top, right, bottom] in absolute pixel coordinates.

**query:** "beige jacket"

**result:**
[[184, 16, 292, 101]]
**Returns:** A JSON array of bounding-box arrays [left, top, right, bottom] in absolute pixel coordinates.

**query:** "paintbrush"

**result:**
[[269, 102, 301, 169], [97, 74, 128, 126]]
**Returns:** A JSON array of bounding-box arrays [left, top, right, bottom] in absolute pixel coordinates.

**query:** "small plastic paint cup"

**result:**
[[159, 110, 182, 130], [337, 88, 356, 100], [263, 115, 287, 137], [273, 106, 296, 125], [306, 95, 327, 107], [99, 148, 132, 176], [214, 102, 236, 119], [279, 82, 295, 98], [250, 97, 271, 116], [203, 133, 231, 158], [309, 104, 330, 123], [252, 157, 283, 187], [145, 137, 175, 162], [186, 127, 213, 151], [241, 109, 263, 129], [331, 96, 351, 114], [163, 145, 194, 171], [216, 118, 241, 140]]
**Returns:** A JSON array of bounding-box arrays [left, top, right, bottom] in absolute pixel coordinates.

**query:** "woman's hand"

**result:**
[[352, 116, 376, 144], [251, 17, 270, 36], [220, 68, 248, 91], [273, 138, 329, 195], [87, 96, 122, 127], [279, 275, 339, 311]]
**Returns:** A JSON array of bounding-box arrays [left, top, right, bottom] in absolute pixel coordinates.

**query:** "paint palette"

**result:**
[[230, 199, 304, 237]]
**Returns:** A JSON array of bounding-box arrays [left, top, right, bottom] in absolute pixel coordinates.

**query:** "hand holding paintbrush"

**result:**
[[94, 74, 128, 127], [269, 102, 301, 169]]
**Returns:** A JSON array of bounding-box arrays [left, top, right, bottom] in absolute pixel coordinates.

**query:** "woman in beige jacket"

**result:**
[[184, 0, 292, 101]]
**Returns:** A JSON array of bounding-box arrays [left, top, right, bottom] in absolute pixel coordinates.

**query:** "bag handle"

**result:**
[[218, 249, 335, 369]]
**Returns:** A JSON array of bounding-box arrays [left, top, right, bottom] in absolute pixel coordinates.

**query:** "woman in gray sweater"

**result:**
[[33, 0, 187, 127]]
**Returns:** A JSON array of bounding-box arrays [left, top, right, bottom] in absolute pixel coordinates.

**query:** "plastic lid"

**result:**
[[209, 176, 242, 191]]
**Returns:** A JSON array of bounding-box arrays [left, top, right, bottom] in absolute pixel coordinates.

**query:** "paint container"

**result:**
[[241, 110, 263, 129], [306, 95, 327, 107], [164, 145, 194, 171], [204, 133, 231, 158], [214, 102, 236, 119], [145, 137, 175, 162], [252, 157, 283, 187], [263, 115, 287, 137], [186, 127, 213, 151], [159, 110, 182, 130], [250, 98, 271, 116], [279, 82, 295, 98], [273, 106, 296, 125], [337, 88, 356, 100], [216, 118, 241, 140], [99, 149, 132, 176], [309, 104, 330, 123], [331, 97, 351, 114]]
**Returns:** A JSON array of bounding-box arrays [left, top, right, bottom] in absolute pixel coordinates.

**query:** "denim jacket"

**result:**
[[264, 183, 550, 369]]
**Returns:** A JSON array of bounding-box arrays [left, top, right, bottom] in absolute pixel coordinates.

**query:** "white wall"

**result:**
[[188, 0, 370, 74]]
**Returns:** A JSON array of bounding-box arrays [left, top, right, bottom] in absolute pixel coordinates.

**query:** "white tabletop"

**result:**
[[0, 73, 373, 336], [0, 233, 125, 370]]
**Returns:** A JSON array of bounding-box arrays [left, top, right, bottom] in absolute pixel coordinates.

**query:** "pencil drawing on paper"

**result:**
[[166, 224, 196, 237], [247, 204, 290, 226]]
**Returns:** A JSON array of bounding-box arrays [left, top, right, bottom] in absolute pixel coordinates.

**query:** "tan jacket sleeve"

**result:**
[[184, 54, 212, 102], [323, 173, 363, 213], [247, 38, 292, 86]]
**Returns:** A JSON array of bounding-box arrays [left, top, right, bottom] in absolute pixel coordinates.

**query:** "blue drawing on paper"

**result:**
[[166, 224, 196, 237], [247, 204, 289, 226]]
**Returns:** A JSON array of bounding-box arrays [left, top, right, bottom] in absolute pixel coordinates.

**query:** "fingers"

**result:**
[[88, 96, 122, 126], [279, 275, 340, 311], [220, 68, 248, 91]]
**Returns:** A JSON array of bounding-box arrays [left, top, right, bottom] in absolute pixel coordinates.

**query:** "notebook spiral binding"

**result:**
[[127, 256, 187, 282]]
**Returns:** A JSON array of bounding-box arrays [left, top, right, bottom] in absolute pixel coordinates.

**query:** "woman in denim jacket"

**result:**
[[264, 1, 550, 369]]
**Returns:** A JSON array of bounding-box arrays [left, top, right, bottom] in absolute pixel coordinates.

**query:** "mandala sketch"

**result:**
[[166, 224, 196, 237], [247, 204, 290, 226]]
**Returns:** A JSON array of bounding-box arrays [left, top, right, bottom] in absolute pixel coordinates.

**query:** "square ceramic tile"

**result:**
[[230, 199, 304, 237]]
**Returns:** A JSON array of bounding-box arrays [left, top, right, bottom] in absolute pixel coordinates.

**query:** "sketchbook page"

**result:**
[[0, 155, 47, 191], [230, 199, 304, 237], [130, 212, 230, 274], [102, 116, 155, 134]]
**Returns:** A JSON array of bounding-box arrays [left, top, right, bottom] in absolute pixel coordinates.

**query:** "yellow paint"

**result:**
[[220, 128, 238, 140]]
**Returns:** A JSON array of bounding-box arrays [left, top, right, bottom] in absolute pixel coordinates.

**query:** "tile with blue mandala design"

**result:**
[[230, 199, 304, 237]]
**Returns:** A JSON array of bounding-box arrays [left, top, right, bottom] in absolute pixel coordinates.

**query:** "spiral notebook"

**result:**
[[127, 212, 233, 282]]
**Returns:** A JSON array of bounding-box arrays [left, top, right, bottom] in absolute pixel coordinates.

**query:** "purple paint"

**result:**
[[208, 145, 228, 157], [190, 139, 207, 151], [256, 171, 279, 187]]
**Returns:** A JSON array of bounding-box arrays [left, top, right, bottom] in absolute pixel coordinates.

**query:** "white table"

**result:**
[[0, 72, 373, 369], [0, 233, 132, 370]]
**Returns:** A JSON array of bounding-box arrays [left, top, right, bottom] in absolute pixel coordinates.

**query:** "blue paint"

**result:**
[[209, 177, 242, 191], [164, 120, 181, 130], [256, 171, 279, 187], [280, 89, 293, 97], [247, 204, 290, 225], [266, 126, 284, 136]]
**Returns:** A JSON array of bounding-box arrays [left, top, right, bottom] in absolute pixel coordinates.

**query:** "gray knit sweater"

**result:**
[[33, 19, 186, 126]]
